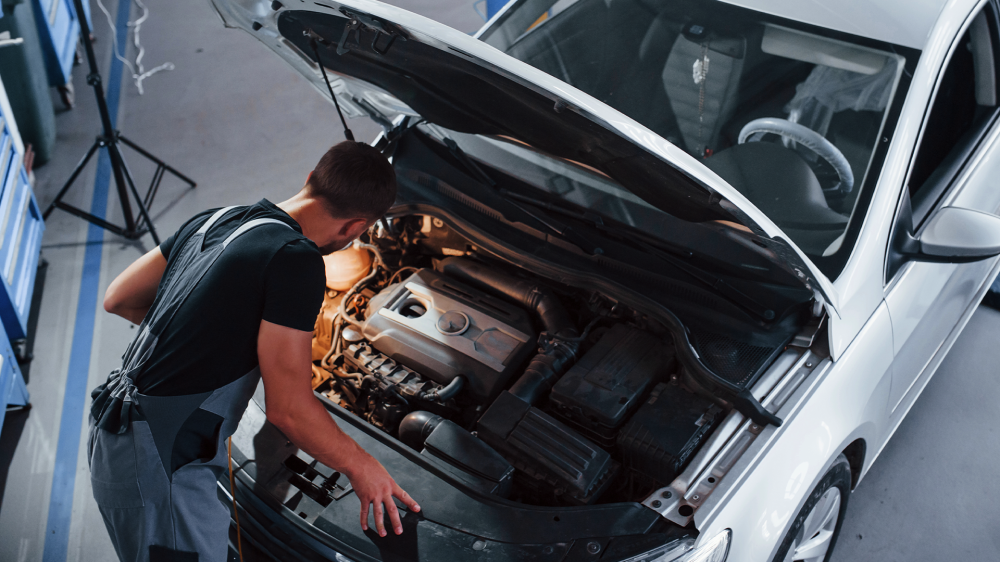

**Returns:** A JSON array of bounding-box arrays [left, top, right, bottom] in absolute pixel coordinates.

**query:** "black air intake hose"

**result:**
[[398, 411, 444, 450], [437, 257, 577, 338], [508, 338, 578, 405], [436, 257, 578, 404]]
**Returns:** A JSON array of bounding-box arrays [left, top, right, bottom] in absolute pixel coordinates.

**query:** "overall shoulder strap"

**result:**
[[196, 206, 239, 236], [222, 218, 293, 248]]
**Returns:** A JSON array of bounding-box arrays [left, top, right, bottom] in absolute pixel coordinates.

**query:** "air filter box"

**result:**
[[617, 383, 724, 487], [477, 391, 618, 504], [420, 419, 514, 497], [549, 324, 673, 446]]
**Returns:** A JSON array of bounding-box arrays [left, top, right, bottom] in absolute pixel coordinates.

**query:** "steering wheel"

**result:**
[[738, 118, 854, 195]]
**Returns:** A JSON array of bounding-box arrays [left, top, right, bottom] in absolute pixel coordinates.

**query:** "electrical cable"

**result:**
[[387, 266, 418, 286], [96, 0, 174, 94], [227, 436, 244, 562]]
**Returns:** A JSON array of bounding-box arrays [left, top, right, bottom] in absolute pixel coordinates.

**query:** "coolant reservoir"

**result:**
[[323, 246, 371, 291]]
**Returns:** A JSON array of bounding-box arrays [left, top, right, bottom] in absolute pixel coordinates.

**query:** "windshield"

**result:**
[[480, 0, 912, 276]]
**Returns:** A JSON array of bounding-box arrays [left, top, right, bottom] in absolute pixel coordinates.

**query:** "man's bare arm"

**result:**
[[104, 247, 168, 324], [257, 319, 420, 536]]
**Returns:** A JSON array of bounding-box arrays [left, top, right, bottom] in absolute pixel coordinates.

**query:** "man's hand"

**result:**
[[104, 247, 168, 324], [344, 450, 419, 536], [258, 320, 420, 536]]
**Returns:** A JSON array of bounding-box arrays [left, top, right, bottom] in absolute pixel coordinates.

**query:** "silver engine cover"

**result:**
[[361, 269, 536, 401]]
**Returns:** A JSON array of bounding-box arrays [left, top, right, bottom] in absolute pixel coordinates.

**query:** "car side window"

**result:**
[[907, 6, 1000, 228]]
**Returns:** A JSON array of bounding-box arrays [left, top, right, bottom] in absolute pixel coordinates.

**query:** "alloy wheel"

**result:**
[[783, 487, 842, 562]]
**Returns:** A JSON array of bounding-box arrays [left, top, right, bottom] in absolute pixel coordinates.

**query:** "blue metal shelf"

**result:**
[[0, 332, 28, 431], [0, 148, 44, 341], [31, 0, 80, 87], [0, 72, 42, 427]]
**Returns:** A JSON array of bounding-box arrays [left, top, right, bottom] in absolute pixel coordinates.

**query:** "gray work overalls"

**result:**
[[89, 207, 290, 562]]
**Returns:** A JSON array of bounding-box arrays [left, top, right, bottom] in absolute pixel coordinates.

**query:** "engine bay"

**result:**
[[310, 214, 732, 507]]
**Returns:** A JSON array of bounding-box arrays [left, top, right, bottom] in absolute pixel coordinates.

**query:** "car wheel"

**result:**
[[772, 454, 851, 562]]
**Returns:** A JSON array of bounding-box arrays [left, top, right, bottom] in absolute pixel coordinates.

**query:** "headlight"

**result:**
[[621, 529, 731, 562], [678, 530, 731, 562]]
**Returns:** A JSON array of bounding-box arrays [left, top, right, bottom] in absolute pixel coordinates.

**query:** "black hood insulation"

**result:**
[[277, 9, 740, 225]]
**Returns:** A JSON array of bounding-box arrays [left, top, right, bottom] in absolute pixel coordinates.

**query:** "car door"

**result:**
[[884, 4, 1000, 429]]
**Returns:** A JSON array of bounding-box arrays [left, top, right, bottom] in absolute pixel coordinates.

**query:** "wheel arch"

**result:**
[[692, 303, 894, 562], [841, 438, 867, 490]]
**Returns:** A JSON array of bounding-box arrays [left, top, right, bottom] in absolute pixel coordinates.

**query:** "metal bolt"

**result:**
[[472, 540, 486, 551], [806, 362, 814, 368], [692, 494, 700, 501], [542, 546, 554, 555], [432, 218, 444, 228], [587, 542, 601, 554], [661, 490, 672, 499], [751, 424, 760, 431], [651, 500, 662, 508]]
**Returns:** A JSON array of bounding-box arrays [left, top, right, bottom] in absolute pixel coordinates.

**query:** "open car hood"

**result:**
[[209, 0, 840, 315]]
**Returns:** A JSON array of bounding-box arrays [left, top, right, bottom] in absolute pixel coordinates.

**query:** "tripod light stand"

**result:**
[[43, 0, 195, 245]]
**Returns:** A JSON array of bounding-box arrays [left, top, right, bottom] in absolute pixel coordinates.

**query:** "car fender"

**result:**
[[693, 301, 893, 562]]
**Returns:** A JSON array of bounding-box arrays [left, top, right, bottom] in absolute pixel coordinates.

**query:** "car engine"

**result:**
[[311, 216, 725, 506], [359, 268, 537, 402]]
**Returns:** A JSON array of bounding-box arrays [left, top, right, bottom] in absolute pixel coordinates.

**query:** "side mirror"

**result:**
[[918, 206, 1000, 259], [888, 200, 1000, 281]]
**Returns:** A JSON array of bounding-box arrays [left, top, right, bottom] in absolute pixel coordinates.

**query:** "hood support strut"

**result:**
[[306, 28, 356, 141]]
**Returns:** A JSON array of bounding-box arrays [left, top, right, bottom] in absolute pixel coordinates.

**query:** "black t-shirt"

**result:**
[[135, 199, 325, 396]]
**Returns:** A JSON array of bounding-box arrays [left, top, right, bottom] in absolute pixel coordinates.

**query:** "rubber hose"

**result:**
[[437, 257, 577, 338], [436, 257, 579, 404], [397, 411, 445, 450], [421, 375, 465, 402], [508, 340, 578, 405]]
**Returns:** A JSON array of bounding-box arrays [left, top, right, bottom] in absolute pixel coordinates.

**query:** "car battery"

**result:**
[[617, 382, 724, 487], [548, 324, 674, 446]]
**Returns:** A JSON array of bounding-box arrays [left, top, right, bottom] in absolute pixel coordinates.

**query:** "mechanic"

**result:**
[[89, 141, 419, 562]]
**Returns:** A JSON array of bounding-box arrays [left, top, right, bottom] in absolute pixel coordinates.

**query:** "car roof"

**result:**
[[718, 0, 953, 49]]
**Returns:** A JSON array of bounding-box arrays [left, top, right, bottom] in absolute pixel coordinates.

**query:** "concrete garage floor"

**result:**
[[0, 1, 996, 561]]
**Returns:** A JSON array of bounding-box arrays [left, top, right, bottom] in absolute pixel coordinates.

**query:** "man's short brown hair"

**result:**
[[306, 141, 397, 220]]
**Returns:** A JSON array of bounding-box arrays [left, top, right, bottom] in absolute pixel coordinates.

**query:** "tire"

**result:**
[[771, 454, 852, 562]]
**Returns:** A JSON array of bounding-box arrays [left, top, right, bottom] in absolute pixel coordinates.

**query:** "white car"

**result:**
[[209, 0, 1000, 561]]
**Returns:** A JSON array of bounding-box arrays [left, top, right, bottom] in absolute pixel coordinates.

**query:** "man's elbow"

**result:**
[[265, 404, 296, 435], [103, 286, 123, 315]]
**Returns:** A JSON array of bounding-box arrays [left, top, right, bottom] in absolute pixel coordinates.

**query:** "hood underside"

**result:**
[[277, 10, 737, 225], [209, 0, 840, 313]]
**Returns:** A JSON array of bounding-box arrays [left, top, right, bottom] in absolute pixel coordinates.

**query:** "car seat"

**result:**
[[661, 24, 747, 157]]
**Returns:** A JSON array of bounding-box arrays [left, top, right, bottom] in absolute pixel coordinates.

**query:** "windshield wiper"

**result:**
[[441, 136, 604, 256], [503, 192, 776, 320], [626, 236, 775, 320], [444, 137, 496, 187]]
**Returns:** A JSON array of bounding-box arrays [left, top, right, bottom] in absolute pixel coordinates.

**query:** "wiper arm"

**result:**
[[501, 190, 607, 227], [441, 136, 603, 256], [444, 137, 497, 187], [498, 189, 604, 256], [629, 237, 776, 320], [501, 192, 775, 320]]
